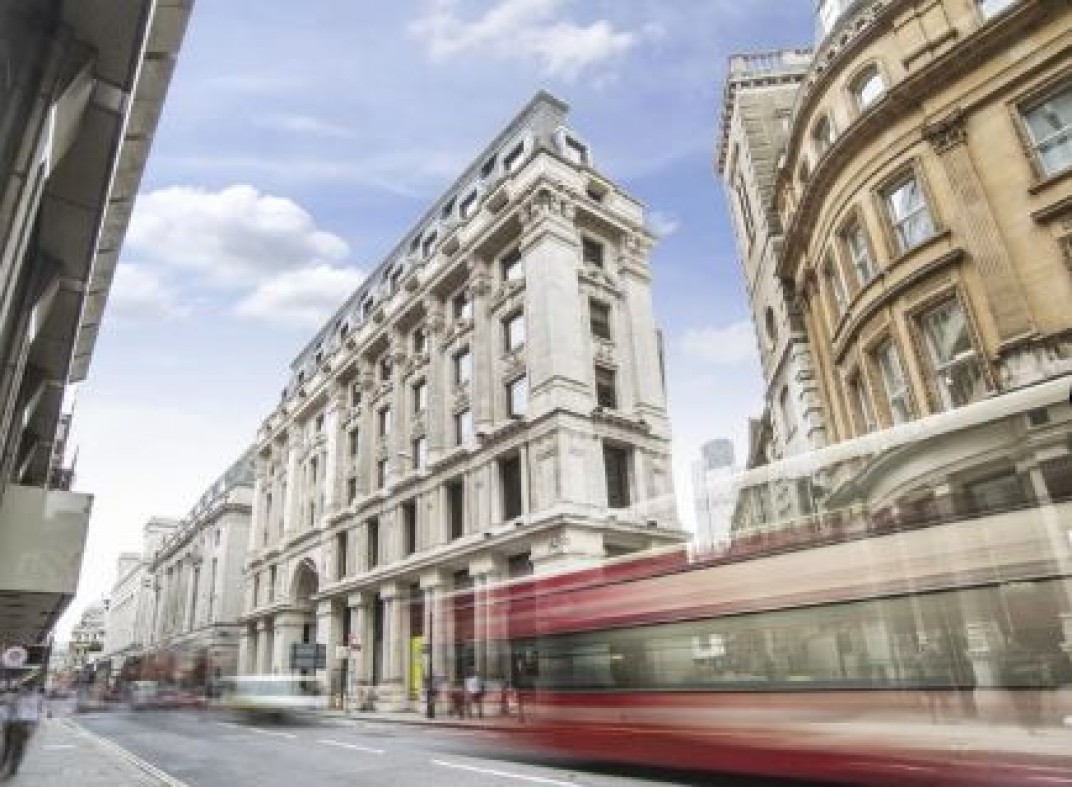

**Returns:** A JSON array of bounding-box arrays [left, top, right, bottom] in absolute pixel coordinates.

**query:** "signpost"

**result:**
[[2, 646, 28, 669], [289, 643, 326, 671]]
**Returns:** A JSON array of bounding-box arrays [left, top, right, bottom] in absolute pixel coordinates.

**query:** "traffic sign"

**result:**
[[2, 646, 28, 669]]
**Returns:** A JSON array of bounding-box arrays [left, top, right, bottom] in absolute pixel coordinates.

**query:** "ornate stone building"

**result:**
[[728, 0, 1072, 532], [143, 453, 253, 679], [239, 92, 684, 711]]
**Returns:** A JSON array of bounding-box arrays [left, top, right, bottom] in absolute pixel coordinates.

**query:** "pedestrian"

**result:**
[[1, 684, 45, 778], [464, 671, 484, 719], [0, 685, 13, 767]]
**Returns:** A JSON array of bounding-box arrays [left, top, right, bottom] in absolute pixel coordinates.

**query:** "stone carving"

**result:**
[[924, 108, 967, 154], [520, 185, 576, 229]]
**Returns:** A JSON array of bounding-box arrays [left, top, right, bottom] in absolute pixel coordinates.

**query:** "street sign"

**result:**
[[2, 646, 28, 668], [290, 643, 326, 670]]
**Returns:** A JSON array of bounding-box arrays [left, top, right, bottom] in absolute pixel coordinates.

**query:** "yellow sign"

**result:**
[[409, 636, 423, 700]]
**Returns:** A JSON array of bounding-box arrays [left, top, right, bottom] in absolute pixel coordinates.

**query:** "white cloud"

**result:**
[[647, 210, 680, 238], [679, 320, 758, 366], [108, 264, 186, 320], [409, 0, 644, 80], [125, 185, 349, 287], [235, 264, 366, 326], [258, 114, 354, 138]]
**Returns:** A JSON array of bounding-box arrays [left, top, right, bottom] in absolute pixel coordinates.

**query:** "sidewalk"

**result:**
[[4, 717, 178, 785]]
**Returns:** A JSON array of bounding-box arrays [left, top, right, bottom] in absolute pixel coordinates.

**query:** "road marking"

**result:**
[[432, 759, 578, 785], [65, 720, 190, 787], [318, 738, 385, 755], [42, 744, 77, 750], [247, 727, 297, 739], [214, 721, 243, 729]]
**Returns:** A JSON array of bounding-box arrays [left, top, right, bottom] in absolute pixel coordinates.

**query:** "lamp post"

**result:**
[[423, 600, 434, 719]]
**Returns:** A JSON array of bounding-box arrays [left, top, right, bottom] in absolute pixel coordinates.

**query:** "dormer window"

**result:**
[[503, 141, 525, 173], [409, 235, 421, 254], [389, 267, 403, 294], [297, 370, 306, 384], [563, 135, 588, 165], [361, 298, 374, 319], [314, 350, 323, 366], [339, 321, 350, 338], [459, 189, 479, 219]]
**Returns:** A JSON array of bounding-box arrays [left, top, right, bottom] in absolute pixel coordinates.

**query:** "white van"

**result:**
[[219, 675, 327, 719]]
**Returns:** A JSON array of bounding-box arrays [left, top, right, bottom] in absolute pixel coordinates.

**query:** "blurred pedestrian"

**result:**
[[0, 685, 13, 768], [465, 671, 484, 719], [1, 684, 45, 778]]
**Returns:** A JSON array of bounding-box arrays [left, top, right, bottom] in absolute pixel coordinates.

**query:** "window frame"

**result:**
[[911, 292, 989, 412], [412, 378, 428, 414], [840, 215, 877, 288], [870, 336, 912, 425], [589, 298, 612, 341], [500, 247, 523, 282], [849, 62, 887, 114], [594, 364, 618, 409], [503, 311, 526, 352], [454, 407, 473, 446], [506, 374, 528, 418], [878, 165, 938, 256], [582, 236, 605, 269], [1019, 80, 1072, 179], [453, 347, 472, 386]]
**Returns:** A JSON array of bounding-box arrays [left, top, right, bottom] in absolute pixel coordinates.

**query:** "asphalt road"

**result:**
[[73, 709, 814, 787]]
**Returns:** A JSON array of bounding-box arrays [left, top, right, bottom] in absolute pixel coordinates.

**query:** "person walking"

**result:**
[[1, 684, 45, 778], [464, 671, 484, 719], [0, 685, 12, 768]]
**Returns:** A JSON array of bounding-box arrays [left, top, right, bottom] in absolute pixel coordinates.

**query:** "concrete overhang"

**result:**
[[0, 484, 92, 644]]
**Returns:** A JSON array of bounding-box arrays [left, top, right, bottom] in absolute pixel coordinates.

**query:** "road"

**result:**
[[73, 709, 811, 786]]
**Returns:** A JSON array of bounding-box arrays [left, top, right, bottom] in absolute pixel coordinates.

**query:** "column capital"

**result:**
[[347, 591, 370, 608], [316, 599, 335, 617], [923, 107, 967, 154]]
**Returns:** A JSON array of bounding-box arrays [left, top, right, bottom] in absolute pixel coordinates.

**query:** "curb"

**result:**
[[63, 719, 189, 787], [319, 712, 523, 733]]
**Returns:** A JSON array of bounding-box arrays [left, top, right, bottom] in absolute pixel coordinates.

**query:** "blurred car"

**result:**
[[218, 675, 328, 721]]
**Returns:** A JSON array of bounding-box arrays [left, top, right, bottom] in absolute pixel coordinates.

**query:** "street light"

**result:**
[[423, 607, 434, 719]]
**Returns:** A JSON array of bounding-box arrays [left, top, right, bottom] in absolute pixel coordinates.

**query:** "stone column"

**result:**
[[256, 620, 272, 674], [251, 457, 268, 552], [323, 383, 347, 515], [347, 593, 370, 711], [377, 583, 406, 710], [238, 626, 252, 676], [283, 426, 304, 537], [471, 259, 495, 432], [519, 186, 588, 416], [424, 301, 448, 465], [356, 364, 376, 495], [388, 335, 408, 485], [924, 110, 1035, 348], [272, 613, 306, 676], [316, 599, 340, 701], [420, 571, 447, 709]]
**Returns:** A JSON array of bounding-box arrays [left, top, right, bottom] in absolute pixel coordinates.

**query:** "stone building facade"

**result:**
[[143, 453, 253, 679], [727, 0, 1072, 532], [239, 92, 685, 711]]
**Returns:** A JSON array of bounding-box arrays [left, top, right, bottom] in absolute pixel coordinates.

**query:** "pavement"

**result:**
[[2, 716, 177, 785]]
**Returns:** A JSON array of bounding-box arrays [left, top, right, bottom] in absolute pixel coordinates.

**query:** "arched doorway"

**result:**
[[290, 558, 319, 688]]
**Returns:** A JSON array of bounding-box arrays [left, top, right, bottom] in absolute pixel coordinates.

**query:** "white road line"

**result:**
[[214, 721, 242, 729], [247, 727, 297, 739], [66, 720, 190, 787], [432, 759, 579, 786], [42, 744, 77, 750], [317, 738, 386, 755]]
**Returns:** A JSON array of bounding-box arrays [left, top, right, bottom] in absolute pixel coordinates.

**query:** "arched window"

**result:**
[[851, 65, 886, 112], [812, 115, 836, 156]]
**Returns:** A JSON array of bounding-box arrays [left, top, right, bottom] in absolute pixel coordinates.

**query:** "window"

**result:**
[[351, 381, 363, 407], [402, 501, 418, 557], [480, 155, 497, 179], [412, 327, 428, 355], [412, 436, 428, 470], [389, 267, 403, 294], [1023, 84, 1072, 177], [347, 477, 357, 504], [412, 379, 427, 414], [453, 348, 472, 385], [361, 298, 374, 319], [380, 355, 393, 382], [504, 312, 525, 351], [823, 254, 849, 317], [582, 237, 604, 268], [452, 290, 473, 321], [813, 115, 836, 155], [336, 531, 348, 580], [447, 479, 465, 539], [595, 365, 618, 409], [421, 231, 437, 258], [441, 197, 456, 220], [764, 307, 777, 347], [269, 566, 277, 602], [849, 374, 877, 434], [501, 248, 523, 281], [459, 189, 479, 219], [455, 408, 473, 446], [852, 65, 886, 111], [563, 136, 588, 165], [504, 141, 525, 173], [378, 406, 391, 438], [603, 444, 631, 509], [884, 174, 935, 253], [252, 574, 260, 608], [589, 299, 612, 340], [349, 428, 360, 458], [918, 298, 987, 410], [978, 0, 1017, 18], [376, 458, 388, 489], [842, 220, 875, 284], [734, 175, 755, 247], [507, 376, 528, 418], [367, 520, 379, 569], [500, 454, 523, 521], [778, 387, 792, 434], [874, 340, 911, 424]]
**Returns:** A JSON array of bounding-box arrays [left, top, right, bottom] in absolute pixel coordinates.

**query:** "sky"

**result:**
[[57, 0, 817, 637]]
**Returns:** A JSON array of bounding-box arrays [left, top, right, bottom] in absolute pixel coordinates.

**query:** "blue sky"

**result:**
[[60, 0, 816, 634]]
